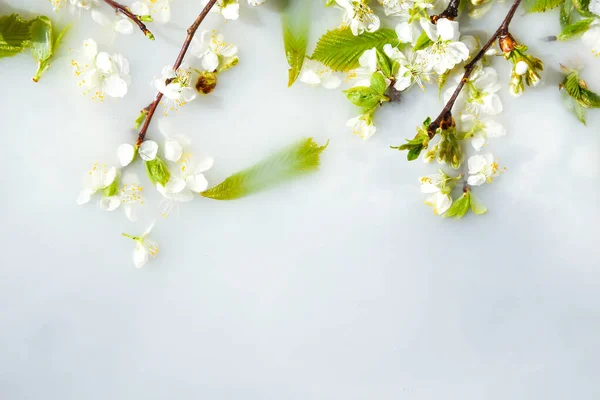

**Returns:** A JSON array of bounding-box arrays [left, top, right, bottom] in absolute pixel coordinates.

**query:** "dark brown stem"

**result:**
[[103, 0, 154, 39], [136, 0, 218, 146], [427, 0, 523, 138], [432, 0, 461, 22]]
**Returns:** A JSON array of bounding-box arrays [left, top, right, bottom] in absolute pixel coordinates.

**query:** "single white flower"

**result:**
[[138, 140, 159, 161], [123, 221, 159, 268], [457, 114, 506, 151], [191, 30, 238, 72], [157, 153, 214, 216], [205, 0, 240, 20], [467, 153, 503, 186], [346, 114, 376, 140], [298, 60, 342, 89], [131, 0, 172, 23], [158, 118, 191, 162], [119, 173, 144, 221], [444, 66, 502, 116], [347, 47, 378, 87], [335, 0, 380, 36], [417, 18, 470, 74], [71, 39, 130, 100], [154, 64, 197, 110], [419, 172, 454, 215], [582, 24, 600, 56], [76, 163, 121, 210], [90, 9, 134, 35], [383, 44, 430, 91]]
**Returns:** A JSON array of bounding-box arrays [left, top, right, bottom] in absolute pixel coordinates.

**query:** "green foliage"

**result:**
[[526, 0, 565, 12], [344, 85, 388, 108], [102, 175, 120, 197], [413, 31, 432, 51], [145, 157, 171, 187], [202, 138, 328, 200], [562, 90, 587, 124], [281, 1, 309, 87], [375, 48, 393, 78], [391, 118, 431, 161], [310, 27, 400, 71], [444, 192, 471, 219], [573, 0, 600, 16], [560, 67, 600, 124], [370, 72, 387, 95], [560, 0, 575, 25], [557, 18, 594, 40], [0, 14, 32, 58]]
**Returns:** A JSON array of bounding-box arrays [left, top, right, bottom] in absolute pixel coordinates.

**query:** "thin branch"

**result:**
[[427, 0, 523, 138], [103, 0, 154, 40], [432, 0, 461, 22], [136, 0, 218, 146]]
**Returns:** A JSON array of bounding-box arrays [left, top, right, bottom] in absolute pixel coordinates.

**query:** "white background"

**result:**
[[1, 0, 600, 399]]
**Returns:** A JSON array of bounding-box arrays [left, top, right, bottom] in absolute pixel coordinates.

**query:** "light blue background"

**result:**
[[1, 1, 599, 399]]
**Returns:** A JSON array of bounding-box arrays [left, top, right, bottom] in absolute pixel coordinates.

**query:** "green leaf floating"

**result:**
[[556, 18, 594, 40], [310, 27, 400, 71], [0, 14, 32, 58], [202, 138, 328, 200], [525, 0, 565, 12], [560, 66, 600, 124], [281, 0, 310, 87]]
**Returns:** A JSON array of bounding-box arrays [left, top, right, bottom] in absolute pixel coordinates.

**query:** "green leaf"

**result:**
[[560, 0, 574, 26], [281, 1, 309, 87], [375, 48, 393, 78], [526, 0, 565, 12], [30, 16, 53, 82], [444, 192, 471, 219], [557, 18, 594, 40], [562, 90, 587, 125], [573, 0, 600, 16], [0, 13, 32, 58], [370, 72, 387, 95], [52, 23, 70, 54], [145, 157, 171, 187], [202, 138, 328, 200], [413, 31, 432, 51], [102, 175, 120, 197], [470, 194, 488, 215], [344, 86, 385, 108], [310, 27, 400, 71]]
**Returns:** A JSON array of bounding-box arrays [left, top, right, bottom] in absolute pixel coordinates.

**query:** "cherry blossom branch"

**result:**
[[103, 0, 155, 39], [426, 0, 523, 138], [432, 0, 461, 22], [136, 0, 218, 146]]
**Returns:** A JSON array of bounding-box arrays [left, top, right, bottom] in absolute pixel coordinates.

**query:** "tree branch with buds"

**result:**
[[103, 0, 155, 40], [431, 0, 462, 22], [135, 0, 218, 146]]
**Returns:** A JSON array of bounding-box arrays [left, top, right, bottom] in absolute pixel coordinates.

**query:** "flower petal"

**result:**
[[99, 195, 121, 211], [133, 244, 149, 268], [321, 73, 342, 89], [76, 189, 94, 205], [194, 156, 214, 173], [102, 75, 128, 98], [114, 18, 134, 35], [164, 139, 183, 162], [436, 18, 460, 41], [139, 140, 158, 161], [221, 3, 240, 20], [186, 172, 208, 193], [117, 143, 135, 166], [91, 9, 112, 27], [83, 39, 98, 58], [467, 154, 487, 174], [130, 1, 150, 15], [202, 52, 220, 72]]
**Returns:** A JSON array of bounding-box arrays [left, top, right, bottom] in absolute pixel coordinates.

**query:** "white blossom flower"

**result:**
[[347, 114, 376, 140], [582, 23, 600, 56], [417, 18, 470, 74], [444, 66, 502, 116], [378, 0, 407, 16], [347, 47, 378, 87], [191, 30, 238, 72], [154, 65, 197, 110], [90, 9, 134, 35], [157, 153, 214, 216], [383, 44, 430, 91], [467, 153, 504, 186], [131, 0, 172, 24], [205, 0, 240, 20], [457, 114, 506, 151], [119, 173, 144, 221], [158, 118, 191, 162], [335, 0, 380, 36], [420, 172, 453, 215], [123, 221, 159, 268], [71, 39, 130, 100], [298, 60, 342, 89], [76, 163, 121, 210]]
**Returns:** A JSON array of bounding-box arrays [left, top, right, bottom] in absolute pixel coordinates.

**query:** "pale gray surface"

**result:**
[[1, 1, 600, 399]]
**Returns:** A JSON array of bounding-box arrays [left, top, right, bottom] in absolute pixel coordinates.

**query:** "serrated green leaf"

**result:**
[[281, 1, 309, 87], [0, 13, 32, 58], [413, 31, 432, 51], [310, 27, 400, 71], [375, 48, 392, 78], [526, 0, 565, 12], [561, 0, 574, 25], [344, 86, 385, 108], [30, 16, 53, 82], [202, 138, 328, 200], [145, 157, 171, 187], [557, 18, 594, 40], [562, 70, 600, 110], [562, 89, 587, 124], [444, 193, 471, 219]]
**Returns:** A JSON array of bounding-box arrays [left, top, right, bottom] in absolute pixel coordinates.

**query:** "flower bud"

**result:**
[[195, 71, 218, 94], [515, 60, 529, 75]]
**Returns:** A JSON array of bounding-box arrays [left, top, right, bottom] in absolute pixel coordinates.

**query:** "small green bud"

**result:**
[[139, 15, 153, 22]]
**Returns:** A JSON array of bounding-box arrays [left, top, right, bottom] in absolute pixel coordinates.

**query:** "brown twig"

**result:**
[[103, 0, 154, 40], [136, 0, 218, 146], [427, 0, 523, 138], [431, 0, 461, 22]]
